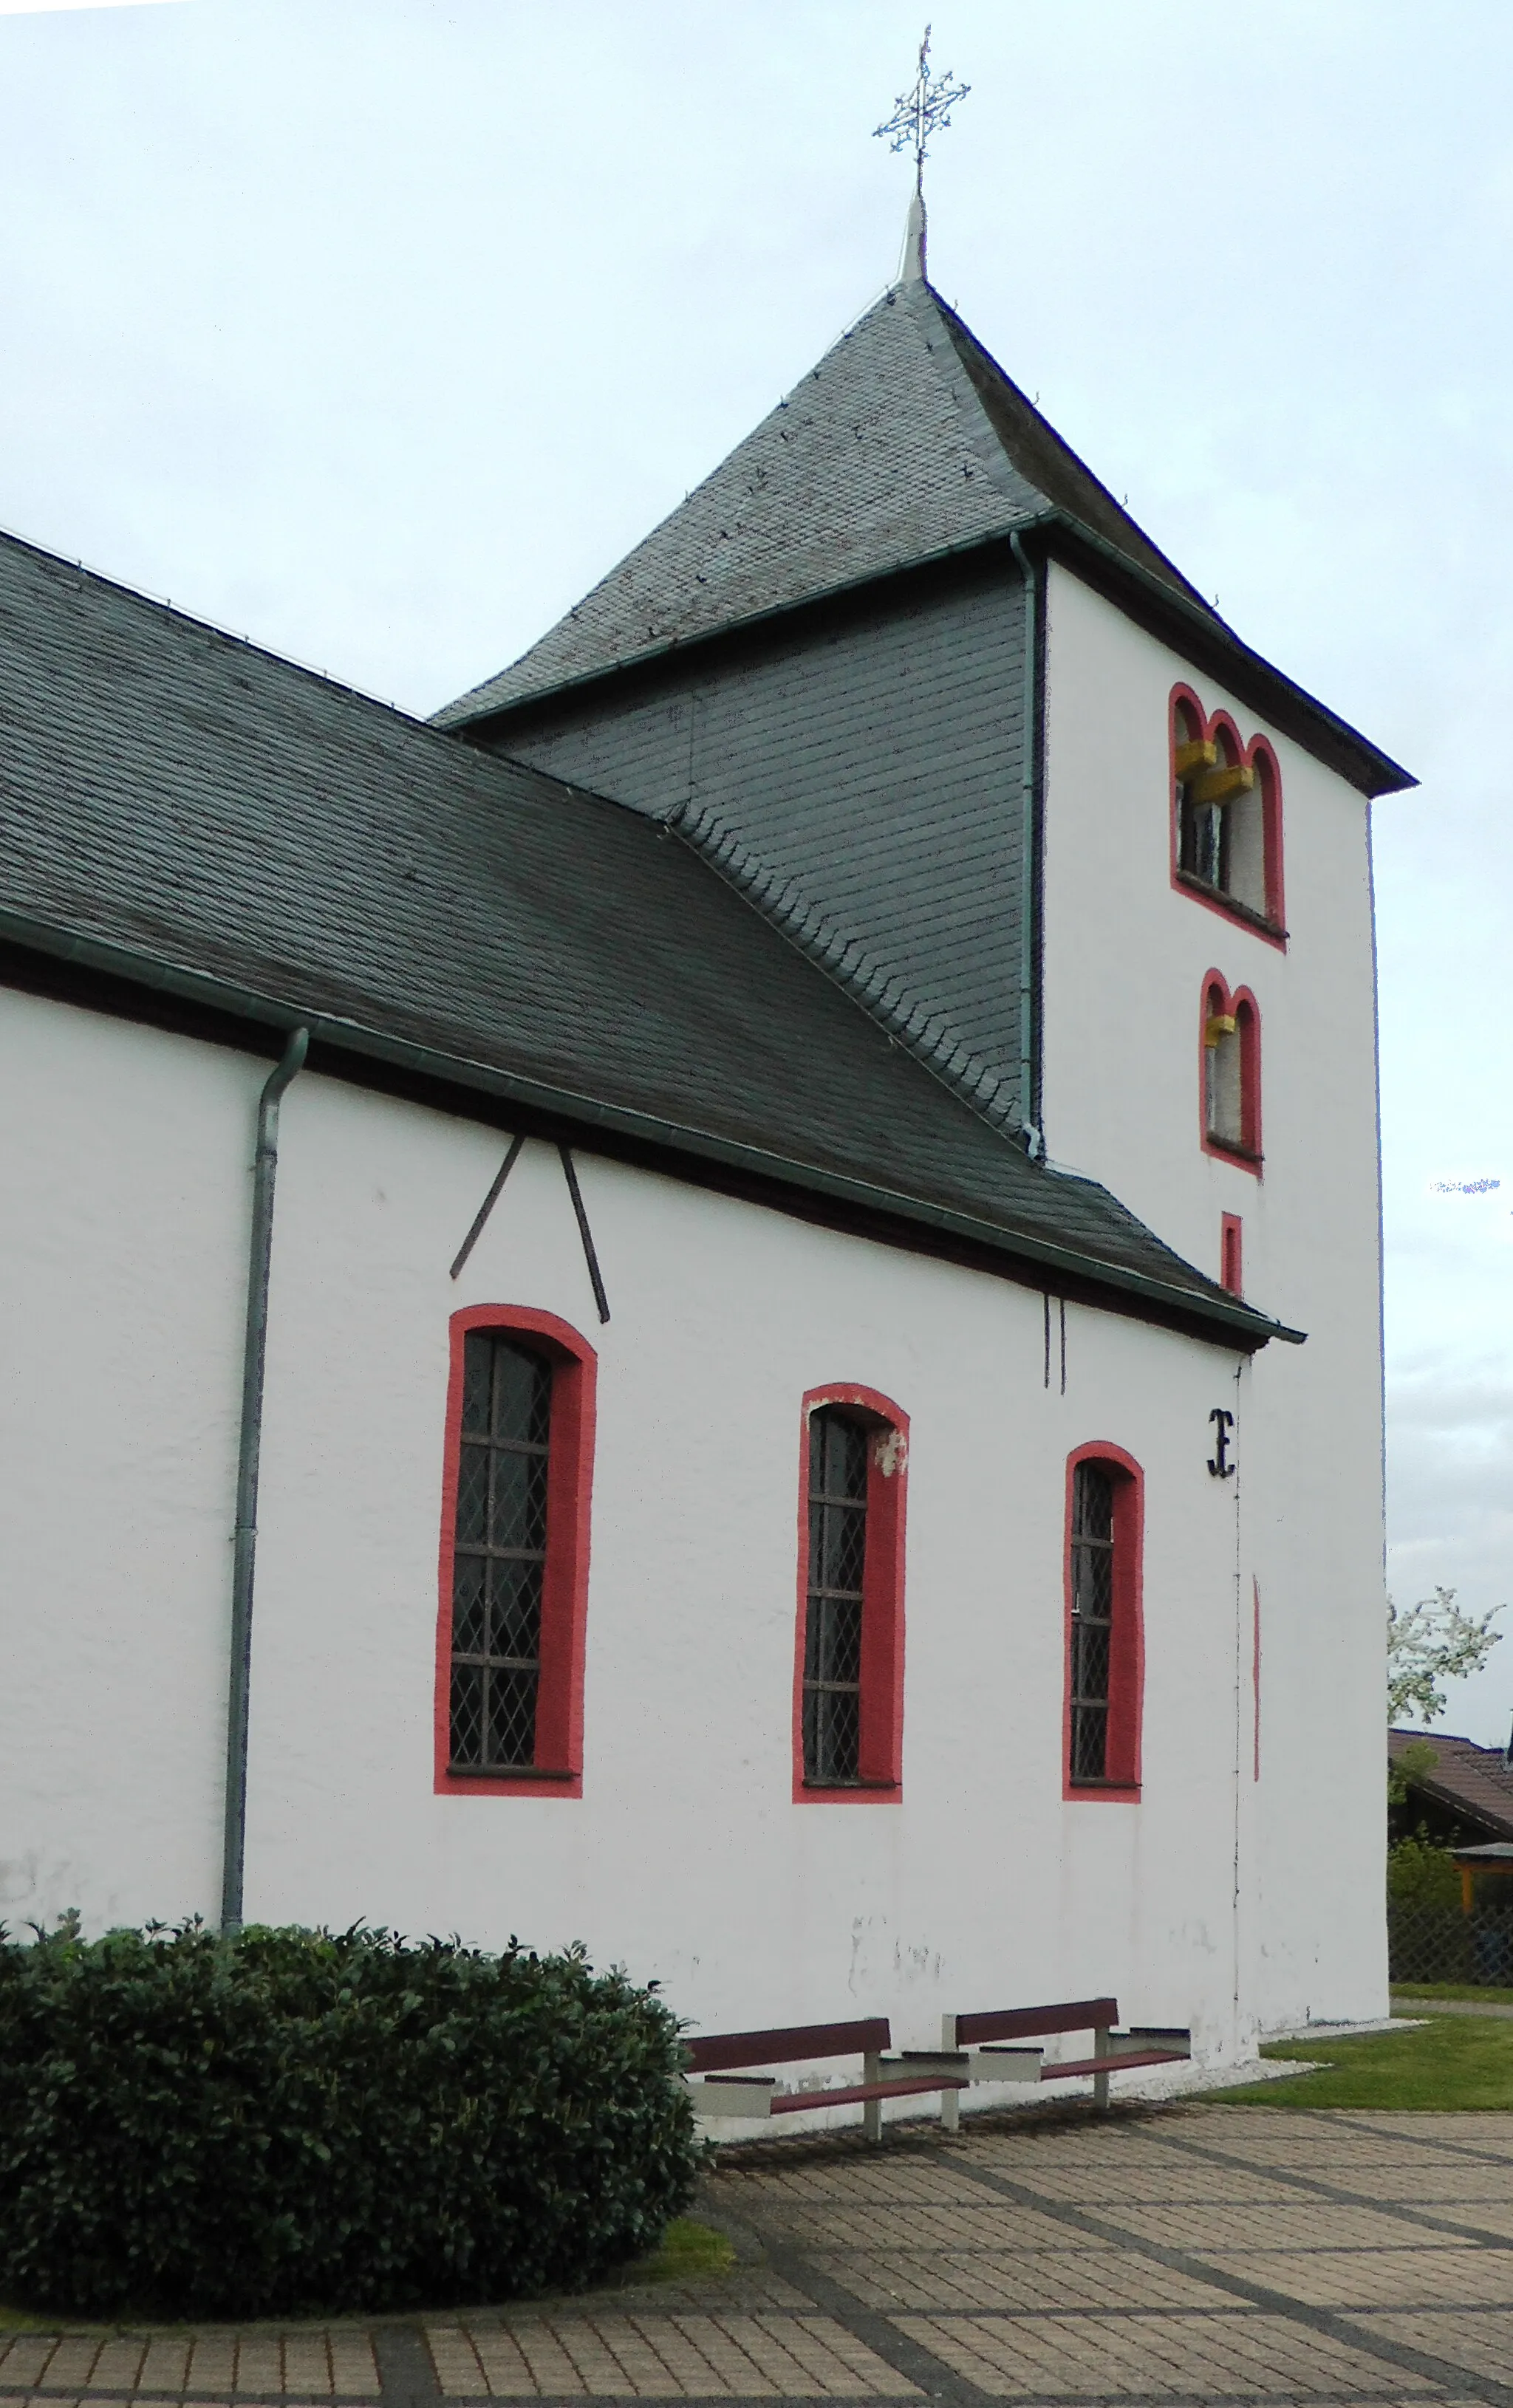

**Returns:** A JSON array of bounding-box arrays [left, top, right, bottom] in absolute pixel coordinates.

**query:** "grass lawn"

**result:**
[[632, 2217, 735, 2285], [1225, 2014, 1513, 2109], [1391, 1982, 1513, 2005]]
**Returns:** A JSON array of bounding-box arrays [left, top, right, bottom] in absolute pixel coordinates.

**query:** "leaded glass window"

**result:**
[[804, 1409, 869, 1784], [449, 1332, 553, 1772], [1069, 1461, 1115, 1783]]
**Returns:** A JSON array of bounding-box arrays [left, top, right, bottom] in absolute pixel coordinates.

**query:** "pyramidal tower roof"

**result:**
[[434, 274, 1217, 729]]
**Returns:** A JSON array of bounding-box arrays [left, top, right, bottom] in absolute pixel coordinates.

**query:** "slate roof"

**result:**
[[1390, 1730, 1513, 1844], [436, 276, 1214, 728], [0, 527, 1294, 1349]]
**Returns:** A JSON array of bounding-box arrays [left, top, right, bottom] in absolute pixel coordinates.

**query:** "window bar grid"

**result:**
[[804, 1411, 870, 1785], [449, 1333, 553, 1773], [1069, 1462, 1115, 1783]]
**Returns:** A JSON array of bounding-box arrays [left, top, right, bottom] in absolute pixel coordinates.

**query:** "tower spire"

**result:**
[[873, 24, 971, 286]]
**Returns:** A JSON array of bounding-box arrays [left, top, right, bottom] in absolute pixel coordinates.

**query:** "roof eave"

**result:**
[[437, 515, 1413, 800], [1034, 516, 1416, 800], [0, 903, 1299, 1353], [1408, 1775, 1513, 1841], [428, 516, 1045, 733]]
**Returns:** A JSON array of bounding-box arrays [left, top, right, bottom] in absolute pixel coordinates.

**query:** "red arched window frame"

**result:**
[[1063, 1442, 1144, 1802], [793, 1383, 908, 1804], [1199, 970, 1263, 1173], [1169, 683, 1286, 947], [434, 1304, 596, 1799]]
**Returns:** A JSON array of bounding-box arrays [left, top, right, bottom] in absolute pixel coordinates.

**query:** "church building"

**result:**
[[0, 222, 1412, 2088]]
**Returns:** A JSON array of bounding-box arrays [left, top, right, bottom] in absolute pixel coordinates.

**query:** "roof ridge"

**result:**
[[900, 281, 1032, 510], [923, 290, 1218, 616], [0, 519, 426, 727], [669, 791, 1024, 1139]]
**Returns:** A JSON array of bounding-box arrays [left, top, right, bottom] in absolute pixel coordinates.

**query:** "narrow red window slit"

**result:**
[[794, 1385, 907, 1802], [1220, 1212, 1244, 1296], [435, 1305, 596, 1798], [1064, 1443, 1144, 1801]]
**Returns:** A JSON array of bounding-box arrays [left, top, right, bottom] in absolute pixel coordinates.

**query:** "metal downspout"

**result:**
[[220, 1027, 309, 1934], [1010, 530, 1042, 1152]]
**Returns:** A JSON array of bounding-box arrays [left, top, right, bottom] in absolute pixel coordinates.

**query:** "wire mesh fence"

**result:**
[[1389, 1902, 1513, 1988]]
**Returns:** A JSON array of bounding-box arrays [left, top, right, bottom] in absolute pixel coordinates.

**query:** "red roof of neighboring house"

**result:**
[[1390, 1727, 1513, 1842]]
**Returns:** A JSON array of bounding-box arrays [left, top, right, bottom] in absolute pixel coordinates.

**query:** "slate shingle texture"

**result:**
[[435, 277, 1215, 728], [496, 567, 1034, 1129], [0, 529, 1285, 1344]]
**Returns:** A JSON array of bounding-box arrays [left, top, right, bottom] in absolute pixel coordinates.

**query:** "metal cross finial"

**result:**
[[874, 24, 971, 197]]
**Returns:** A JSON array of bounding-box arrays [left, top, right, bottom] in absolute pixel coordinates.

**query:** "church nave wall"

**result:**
[[0, 985, 1381, 2084]]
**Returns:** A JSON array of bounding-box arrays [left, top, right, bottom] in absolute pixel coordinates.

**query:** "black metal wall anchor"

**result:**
[[560, 1144, 611, 1324], [1207, 1407, 1235, 1478], [449, 1132, 525, 1280]]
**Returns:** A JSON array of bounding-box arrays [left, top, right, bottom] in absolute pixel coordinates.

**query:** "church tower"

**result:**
[[436, 199, 1412, 2025]]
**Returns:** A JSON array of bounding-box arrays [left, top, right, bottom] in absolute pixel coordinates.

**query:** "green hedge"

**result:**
[[0, 1920, 698, 2319]]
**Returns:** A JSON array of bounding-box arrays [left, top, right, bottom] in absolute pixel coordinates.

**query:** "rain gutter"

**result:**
[[220, 1023, 309, 1935], [1010, 528, 1040, 1149]]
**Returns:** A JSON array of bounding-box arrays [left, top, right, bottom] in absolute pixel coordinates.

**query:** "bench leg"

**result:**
[[863, 2053, 883, 2144], [1093, 2026, 1110, 2113], [938, 2014, 961, 2134]]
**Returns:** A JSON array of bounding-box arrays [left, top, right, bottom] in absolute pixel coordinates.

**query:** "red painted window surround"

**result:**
[[1200, 969, 1263, 1175], [1220, 1212, 1244, 1297], [434, 1304, 597, 1800], [1169, 683, 1287, 949], [1063, 1442, 1144, 1804], [793, 1384, 908, 1805]]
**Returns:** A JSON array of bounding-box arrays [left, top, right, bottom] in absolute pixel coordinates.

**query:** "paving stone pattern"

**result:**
[[19, 2105, 1513, 2401]]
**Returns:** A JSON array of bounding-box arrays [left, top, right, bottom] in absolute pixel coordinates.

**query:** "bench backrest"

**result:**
[[953, 1997, 1118, 2046], [686, 2017, 892, 2073]]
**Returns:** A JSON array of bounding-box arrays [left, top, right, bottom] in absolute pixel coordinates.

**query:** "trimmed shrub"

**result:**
[[0, 1920, 698, 2320]]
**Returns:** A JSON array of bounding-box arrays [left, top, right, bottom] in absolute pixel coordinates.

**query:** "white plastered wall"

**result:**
[[2, 982, 1285, 2105], [1040, 565, 1387, 2028], [0, 988, 254, 1932]]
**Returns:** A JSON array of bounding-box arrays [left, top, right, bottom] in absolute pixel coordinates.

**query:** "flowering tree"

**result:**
[[1387, 1586, 1504, 1725]]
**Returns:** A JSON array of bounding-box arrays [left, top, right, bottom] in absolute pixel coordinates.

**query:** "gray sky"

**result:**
[[4, 0, 1509, 1739]]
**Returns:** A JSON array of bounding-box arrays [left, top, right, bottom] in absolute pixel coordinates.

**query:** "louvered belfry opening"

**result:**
[[1069, 1460, 1116, 1782], [1179, 781, 1228, 892], [1206, 988, 1243, 1148], [449, 1331, 553, 1771], [804, 1409, 870, 1784]]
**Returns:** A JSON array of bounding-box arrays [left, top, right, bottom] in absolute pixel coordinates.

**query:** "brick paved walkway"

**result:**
[[13, 2103, 1513, 2403]]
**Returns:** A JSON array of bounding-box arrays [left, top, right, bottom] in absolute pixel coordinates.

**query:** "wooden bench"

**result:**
[[686, 2016, 980, 2144], [938, 1997, 1192, 2129]]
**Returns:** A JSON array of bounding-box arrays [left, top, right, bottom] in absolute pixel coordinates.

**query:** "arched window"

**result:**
[[1201, 972, 1262, 1169], [1171, 686, 1285, 943], [1064, 1444, 1144, 1799], [794, 1386, 907, 1802], [435, 1305, 596, 1798]]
